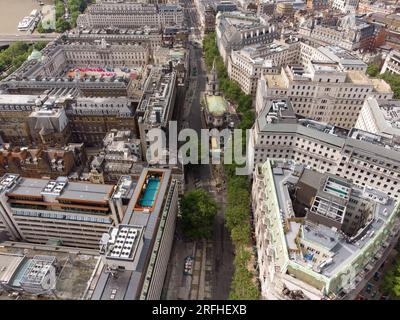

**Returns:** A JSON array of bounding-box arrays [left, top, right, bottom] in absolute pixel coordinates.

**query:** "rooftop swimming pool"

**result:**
[[135, 173, 163, 212], [139, 178, 160, 208]]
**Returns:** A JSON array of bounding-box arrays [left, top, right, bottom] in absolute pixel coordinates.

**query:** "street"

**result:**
[[163, 0, 234, 300]]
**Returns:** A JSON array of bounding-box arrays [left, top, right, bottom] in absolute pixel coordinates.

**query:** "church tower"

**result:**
[[207, 59, 219, 96]]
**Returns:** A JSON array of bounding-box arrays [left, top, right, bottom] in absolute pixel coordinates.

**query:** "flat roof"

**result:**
[[58, 182, 114, 203], [7, 177, 114, 203], [371, 78, 393, 93], [267, 161, 397, 278], [0, 244, 99, 300], [92, 168, 174, 300], [0, 253, 25, 284], [346, 71, 370, 85], [265, 74, 286, 89], [365, 98, 400, 135], [0, 94, 43, 105]]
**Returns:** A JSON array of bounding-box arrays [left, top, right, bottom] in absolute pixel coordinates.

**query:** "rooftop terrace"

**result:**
[[268, 161, 398, 278]]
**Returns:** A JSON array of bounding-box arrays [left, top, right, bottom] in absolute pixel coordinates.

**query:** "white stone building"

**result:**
[[77, 3, 184, 29], [255, 60, 392, 129], [250, 99, 400, 200], [252, 159, 400, 299], [355, 97, 400, 141]]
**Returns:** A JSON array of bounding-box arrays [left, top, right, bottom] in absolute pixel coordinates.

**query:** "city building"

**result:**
[[4, 40, 149, 82], [194, 0, 216, 33], [306, 0, 329, 10], [299, 14, 377, 51], [0, 95, 44, 146], [213, 1, 238, 12], [257, 0, 275, 16], [67, 97, 137, 147], [381, 49, 400, 75], [204, 61, 230, 127], [216, 11, 279, 64], [0, 243, 100, 300], [227, 38, 299, 96], [358, 1, 395, 15], [77, 3, 184, 29], [64, 28, 164, 51], [228, 37, 370, 97], [255, 60, 391, 129], [276, 2, 294, 16], [250, 99, 400, 199], [1, 39, 150, 99], [355, 97, 400, 141], [137, 66, 177, 159], [89, 130, 144, 184], [332, 0, 360, 13], [0, 143, 86, 180], [204, 5, 217, 33], [93, 168, 179, 300], [0, 173, 123, 248], [27, 100, 71, 147], [0, 253, 57, 295], [252, 159, 400, 299]]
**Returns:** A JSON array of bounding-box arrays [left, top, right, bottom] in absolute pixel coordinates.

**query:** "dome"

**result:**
[[28, 50, 43, 62]]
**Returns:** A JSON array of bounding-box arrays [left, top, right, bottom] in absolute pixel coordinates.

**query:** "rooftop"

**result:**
[[0, 243, 99, 300], [112, 176, 137, 200], [265, 160, 398, 278], [92, 168, 175, 300], [103, 225, 143, 261], [256, 99, 400, 165], [0, 94, 45, 106], [364, 98, 400, 137], [346, 70, 370, 85], [205, 95, 228, 116], [371, 78, 393, 94], [5, 176, 114, 203], [265, 74, 286, 89], [138, 67, 176, 126]]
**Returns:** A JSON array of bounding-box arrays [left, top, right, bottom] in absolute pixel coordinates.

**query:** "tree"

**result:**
[[181, 189, 218, 240], [33, 42, 47, 51], [55, 0, 65, 19], [229, 247, 260, 300], [367, 64, 380, 77], [0, 42, 32, 74], [203, 31, 260, 299], [381, 256, 400, 298], [56, 19, 71, 33], [380, 72, 400, 99]]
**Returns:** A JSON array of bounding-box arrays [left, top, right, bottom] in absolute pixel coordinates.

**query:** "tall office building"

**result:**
[[250, 99, 400, 199], [0, 174, 123, 248], [93, 168, 179, 300]]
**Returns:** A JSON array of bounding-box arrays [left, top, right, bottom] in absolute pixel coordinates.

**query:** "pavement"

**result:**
[[358, 248, 398, 300], [162, 1, 234, 300]]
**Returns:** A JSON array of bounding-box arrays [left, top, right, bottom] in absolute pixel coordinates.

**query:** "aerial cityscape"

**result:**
[[0, 0, 400, 303]]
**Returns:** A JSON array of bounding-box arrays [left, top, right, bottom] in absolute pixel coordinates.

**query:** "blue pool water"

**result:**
[[139, 178, 160, 207]]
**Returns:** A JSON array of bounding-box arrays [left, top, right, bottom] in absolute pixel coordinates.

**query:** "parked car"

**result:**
[[184, 256, 194, 275], [366, 283, 373, 294]]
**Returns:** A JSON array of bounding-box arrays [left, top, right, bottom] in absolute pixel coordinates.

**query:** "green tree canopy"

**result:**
[[203, 31, 260, 300], [381, 255, 400, 298], [181, 189, 219, 240], [367, 64, 380, 77]]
